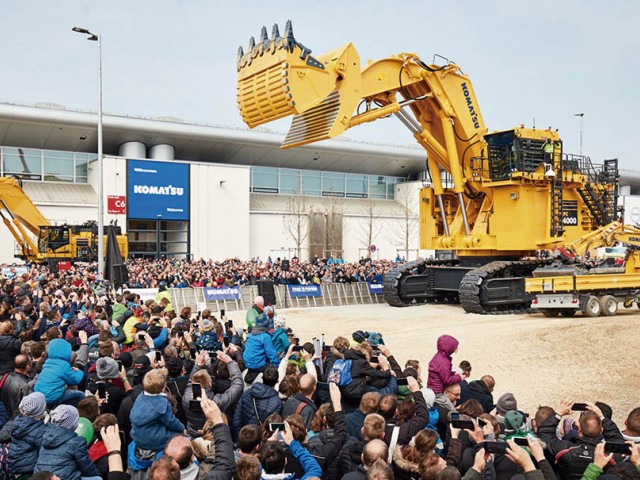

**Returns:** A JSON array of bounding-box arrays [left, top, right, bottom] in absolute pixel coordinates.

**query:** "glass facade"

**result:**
[[128, 219, 190, 259], [0, 146, 93, 183], [250, 166, 405, 199]]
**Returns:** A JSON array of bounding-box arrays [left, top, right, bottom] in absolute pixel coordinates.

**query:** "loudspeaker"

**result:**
[[281, 259, 290, 272], [257, 280, 276, 306]]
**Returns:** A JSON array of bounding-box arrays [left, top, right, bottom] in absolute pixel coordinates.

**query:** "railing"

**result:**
[[169, 283, 386, 315]]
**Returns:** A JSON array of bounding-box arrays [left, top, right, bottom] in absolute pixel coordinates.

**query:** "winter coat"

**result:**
[[232, 382, 282, 440], [337, 437, 365, 478], [427, 335, 462, 394], [383, 390, 429, 448], [130, 392, 185, 451], [271, 328, 290, 357], [117, 385, 143, 445], [0, 371, 30, 417], [262, 439, 322, 480], [182, 362, 243, 437], [200, 424, 242, 480], [282, 394, 317, 430], [463, 379, 495, 413], [34, 338, 85, 403], [8, 415, 47, 474], [342, 465, 367, 480], [342, 348, 391, 400], [243, 331, 280, 370], [34, 423, 101, 480], [245, 304, 262, 329], [0, 335, 21, 374], [392, 445, 421, 480], [346, 409, 366, 440]]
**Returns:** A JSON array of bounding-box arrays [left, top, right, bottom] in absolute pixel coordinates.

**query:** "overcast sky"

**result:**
[[2, 1, 639, 169]]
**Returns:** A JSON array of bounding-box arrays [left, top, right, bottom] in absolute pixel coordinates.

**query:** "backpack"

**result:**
[[327, 359, 353, 386]]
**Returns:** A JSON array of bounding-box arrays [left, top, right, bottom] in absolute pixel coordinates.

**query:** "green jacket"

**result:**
[[581, 462, 640, 480]]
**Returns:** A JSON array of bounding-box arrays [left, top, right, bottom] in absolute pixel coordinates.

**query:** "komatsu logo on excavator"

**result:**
[[461, 82, 480, 129], [133, 185, 184, 196]]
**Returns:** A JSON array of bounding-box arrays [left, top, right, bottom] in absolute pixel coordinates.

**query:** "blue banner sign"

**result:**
[[127, 159, 190, 220], [204, 286, 242, 301], [367, 283, 384, 295], [288, 284, 323, 298]]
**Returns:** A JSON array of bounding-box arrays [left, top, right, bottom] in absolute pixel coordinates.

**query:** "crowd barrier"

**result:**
[[168, 282, 386, 315]]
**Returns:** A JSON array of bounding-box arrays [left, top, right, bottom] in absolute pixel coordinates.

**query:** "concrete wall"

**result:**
[[190, 163, 251, 260]]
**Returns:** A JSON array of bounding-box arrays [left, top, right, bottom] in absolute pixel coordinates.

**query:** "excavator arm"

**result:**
[[565, 221, 640, 258]]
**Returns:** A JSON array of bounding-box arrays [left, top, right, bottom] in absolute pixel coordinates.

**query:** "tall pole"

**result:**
[[574, 113, 584, 157], [97, 34, 104, 279], [73, 27, 104, 278]]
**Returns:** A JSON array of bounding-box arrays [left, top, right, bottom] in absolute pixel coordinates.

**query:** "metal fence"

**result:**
[[169, 283, 386, 314]]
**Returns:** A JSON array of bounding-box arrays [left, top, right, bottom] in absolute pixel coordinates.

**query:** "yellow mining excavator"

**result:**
[[0, 176, 128, 264], [526, 221, 640, 317], [236, 22, 619, 313]]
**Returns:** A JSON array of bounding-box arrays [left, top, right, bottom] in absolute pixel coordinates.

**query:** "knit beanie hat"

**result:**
[[273, 316, 286, 330], [96, 357, 120, 380], [255, 313, 270, 329], [419, 387, 436, 408], [199, 319, 214, 332], [19, 392, 47, 419], [50, 404, 80, 431], [504, 410, 525, 434], [496, 393, 517, 415]]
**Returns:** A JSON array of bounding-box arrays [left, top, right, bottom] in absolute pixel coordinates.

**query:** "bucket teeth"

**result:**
[[236, 46, 245, 71], [284, 19, 296, 53], [248, 36, 257, 58], [258, 26, 269, 55], [271, 23, 282, 52]]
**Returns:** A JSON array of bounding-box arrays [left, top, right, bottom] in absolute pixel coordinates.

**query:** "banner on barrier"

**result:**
[[204, 286, 241, 301], [367, 283, 384, 294], [288, 284, 323, 298], [1, 266, 29, 278]]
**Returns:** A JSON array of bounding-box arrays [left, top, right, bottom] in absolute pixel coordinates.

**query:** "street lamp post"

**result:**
[[73, 27, 104, 278], [574, 113, 584, 157]]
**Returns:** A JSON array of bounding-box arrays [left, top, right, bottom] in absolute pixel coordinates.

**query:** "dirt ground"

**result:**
[[267, 303, 640, 425]]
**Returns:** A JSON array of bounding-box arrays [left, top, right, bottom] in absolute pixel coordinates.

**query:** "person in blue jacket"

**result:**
[[8, 392, 48, 477], [243, 313, 280, 384], [34, 338, 86, 406], [270, 316, 290, 359], [34, 404, 101, 480], [130, 368, 185, 453]]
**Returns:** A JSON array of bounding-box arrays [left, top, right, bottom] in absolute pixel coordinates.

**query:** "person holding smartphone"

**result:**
[[92, 357, 132, 415]]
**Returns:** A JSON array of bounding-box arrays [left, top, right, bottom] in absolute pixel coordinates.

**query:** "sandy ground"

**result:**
[[259, 303, 640, 425]]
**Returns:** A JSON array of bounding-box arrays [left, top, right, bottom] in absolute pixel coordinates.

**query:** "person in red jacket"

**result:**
[[427, 335, 467, 395]]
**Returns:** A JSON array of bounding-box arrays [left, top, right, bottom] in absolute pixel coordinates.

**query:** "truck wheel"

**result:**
[[560, 309, 576, 317], [541, 309, 560, 317], [599, 295, 617, 316], [582, 295, 601, 317]]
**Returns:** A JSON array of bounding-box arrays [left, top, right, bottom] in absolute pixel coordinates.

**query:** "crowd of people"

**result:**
[[0, 263, 638, 480], [125, 256, 401, 289]]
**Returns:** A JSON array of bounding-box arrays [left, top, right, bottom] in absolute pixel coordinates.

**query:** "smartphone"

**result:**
[[477, 418, 487, 428], [139, 333, 146, 340], [223, 337, 230, 347], [316, 382, 330, 392], [269, 422, 286, 432], [220, 309, 226, 318], [372, 345, 380, 351], [192, 383, 203, 400], [116, 360, 122, 369], [397, 378, 409, 386], [370, 356, 379, 364], [513, 437, 529, 447], [97, 382, 107, 399], [155, 351, 162, 362], [483, 441, 508, 454], [572, 403, 588, 411], [190, 347, 197, 360], [450, 413, 475, 430], [292, 346, 303, 352], [604, 442, 632, 454]]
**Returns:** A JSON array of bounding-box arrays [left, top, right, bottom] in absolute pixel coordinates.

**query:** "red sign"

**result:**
[[58, 261, 72, 271], [108, 195, 126, 214], [370, 244, 377, 253]]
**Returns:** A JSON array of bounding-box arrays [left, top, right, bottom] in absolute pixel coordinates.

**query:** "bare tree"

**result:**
[[282, 191, 309, 258], [358, 199, 382, 254], [392, 186, 419, 258], [324, 194, 343, 259]]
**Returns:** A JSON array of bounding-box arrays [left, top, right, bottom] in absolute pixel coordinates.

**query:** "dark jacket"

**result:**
[[130, 392, 185, 451], [182, 361, 244, 437], [0, 335, 21, 374], [285, 411, 348, 480], [0, 371, 30, 417], [464, 380, 495, 413], [202, 424, 236, 480], [116, 385, 143, 445], [231, 382, 281, 439], [34, 423, 101, 480], [282, 394, 317, 430], [337, 437, 365, 478], [537, 412, 624, 480], [342, 348, 391, 400], [346, 409, 366, 440], [8, 415, 47, 474], [383, 390, 429, 448], [342, 464, 367, 480]]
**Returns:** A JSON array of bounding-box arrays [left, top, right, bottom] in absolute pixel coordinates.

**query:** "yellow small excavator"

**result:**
[[0, 176, 128, 263]]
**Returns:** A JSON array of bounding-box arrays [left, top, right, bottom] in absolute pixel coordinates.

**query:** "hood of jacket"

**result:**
[[132, 393, 171, 425], [250, 382, 279, 400], [47, 338, 72, 362], [11, 415, 44, 439], [623, 432, 640, 444], [436, 335, 459, 356], [261, 472, 292, 480], [41, 423, 77, 449], [435, 393, 455, 413], [468, 380, 489, 395], [392, 445, 420, 474], [344, 348, 365, 361]]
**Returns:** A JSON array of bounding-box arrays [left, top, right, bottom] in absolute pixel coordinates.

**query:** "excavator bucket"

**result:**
[[237, 21, 363, 149]]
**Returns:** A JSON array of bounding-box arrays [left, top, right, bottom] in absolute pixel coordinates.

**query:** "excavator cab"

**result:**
[[37, 226, 71, 253]]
